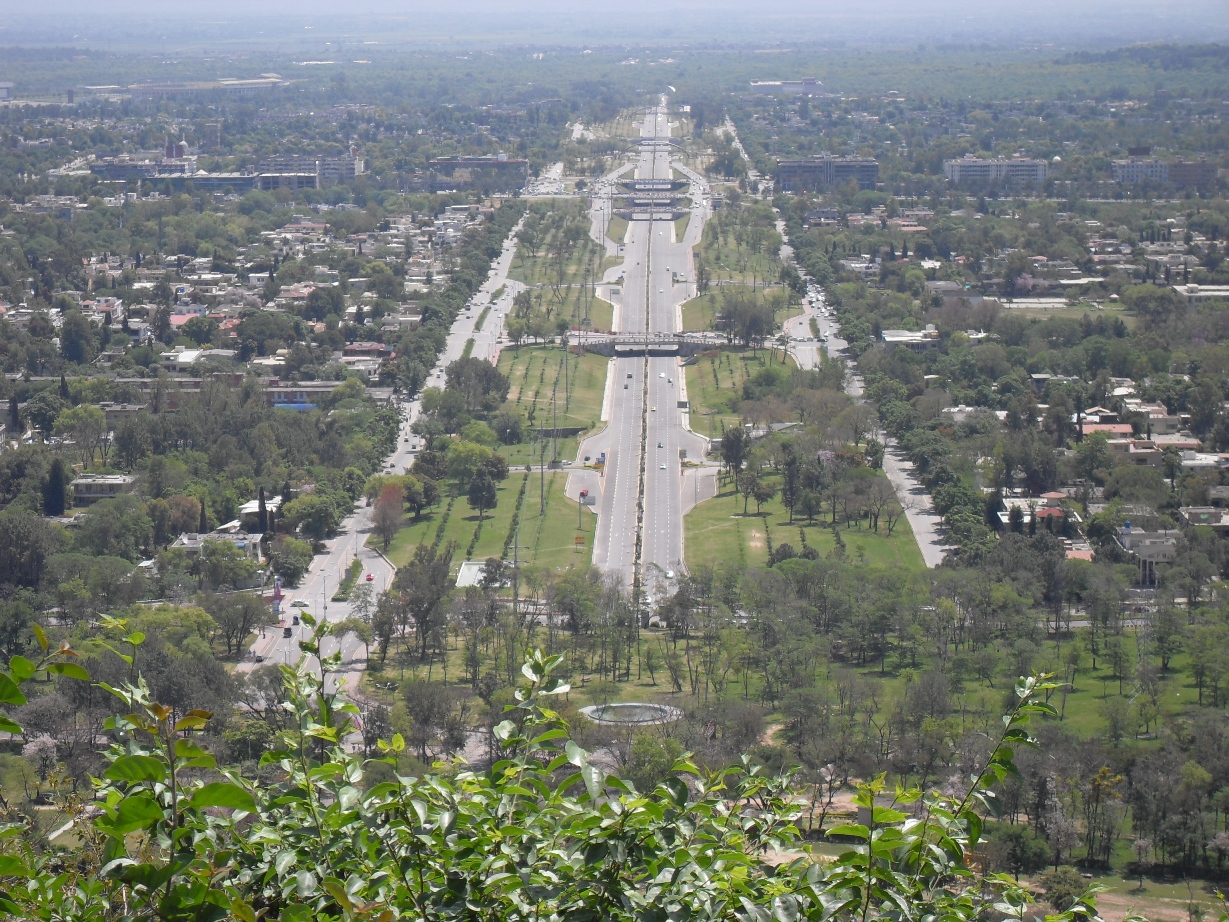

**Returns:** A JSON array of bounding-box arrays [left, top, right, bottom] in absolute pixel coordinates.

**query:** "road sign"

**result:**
[[574, 536, 585, 546]]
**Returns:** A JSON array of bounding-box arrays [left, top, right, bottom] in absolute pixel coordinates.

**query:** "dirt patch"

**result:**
[[749, 529, 764, 549], [1096, 891, 1208, 922]]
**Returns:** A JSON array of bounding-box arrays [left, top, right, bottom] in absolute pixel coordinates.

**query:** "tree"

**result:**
[[206, 592, 274, 657], [24, 392, 65, 440], [53, 404, 106, 466], [392, 541, 456, 659], [283, 493, 342, 544], [0, 643, 1079, 922], [371, 484, 404, 551], [721, 426, 751, 488], [349, 579, 376, 625], [42, 457, 68, 517], [200, 540, 259, 590], [268, 535, 313, 584], [446, 440, 495, 485], [751, 477, 777, 515], [181, 316, 218, 346], [59, 310, 95, 365], [467, 471, 498, 522]]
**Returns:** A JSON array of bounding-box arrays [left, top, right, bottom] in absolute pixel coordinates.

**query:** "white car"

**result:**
[[659, 463, 666, 469], [665, 569, 675, 579]]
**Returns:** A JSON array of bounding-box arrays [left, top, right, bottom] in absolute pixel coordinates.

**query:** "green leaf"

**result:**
[[8, 656, 35, 684], [173, 739, 217, 769], [871, 806, 908, 824], [0, 717, 22, 736], [31, 623, 47, 652], [825, 824, 870, 841], [106, 792, 165, 836], [772, 894, 800, 922], [190, 782, 256, 813], [0, 674, 26, 707], [44, 662, 90, 682], [0, 855, 29, 877], [274, 849, 296, 876], [105, 755, 166, 784]]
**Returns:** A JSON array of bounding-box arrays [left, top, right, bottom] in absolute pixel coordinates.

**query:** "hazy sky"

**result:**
[[4, 0, 1228, 47]]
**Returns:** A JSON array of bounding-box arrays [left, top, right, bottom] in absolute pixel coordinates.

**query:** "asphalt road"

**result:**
[[239, 217, 528, 692], [583, 104, 708, 597], [775, 225, 953, 569]]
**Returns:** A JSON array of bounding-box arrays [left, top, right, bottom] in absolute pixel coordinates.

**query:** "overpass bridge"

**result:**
[[579, 332, 720, 357]]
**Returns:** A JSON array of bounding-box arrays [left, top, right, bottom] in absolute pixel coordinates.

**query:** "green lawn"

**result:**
[[673, 214, 690, 240], [684, 348, 776, 439], [381, 471, 591, 572], [684, 479, 926, 573], [681, 292, 722, 332], [606, 215, 628, 244], [496, 345, 610, 464]]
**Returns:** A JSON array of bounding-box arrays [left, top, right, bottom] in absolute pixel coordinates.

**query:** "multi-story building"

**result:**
[[1170, 158, 1217, 191], [943, 156, 1048, 185], [1112, 157, 1216, 189], [257, 152, 365, 185], [72, 474, 137, 506], [749, 78, 824, 95], [776, 155, 878, 192], [1112, 158, 1169, 184]]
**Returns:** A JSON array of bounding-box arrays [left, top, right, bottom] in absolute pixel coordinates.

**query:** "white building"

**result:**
[[1113, 159, 1168, 184], [1173, 284, 1229, 306], [943, 157, 1048, 185]]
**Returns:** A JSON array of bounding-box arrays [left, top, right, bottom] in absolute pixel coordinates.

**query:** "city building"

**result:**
[[881, 326, 939, 352], [749, 78, 824, 95], [128, 77, 282, 99], [257, 152, 365, 185], [72, 474, 137, 506], [1112, 158, 1169, 184], [1169, 158, 1217, 191], [0, 83, 14, 100], [776, 155, 878, 192], [942, 156, 1048, 185], [1112, 157, 1216, 190], [1173, 284, 1229, 306]]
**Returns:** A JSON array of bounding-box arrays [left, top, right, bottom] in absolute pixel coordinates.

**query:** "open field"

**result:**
[[496, 344, 610, 465], [606, 214, 628, 244], [684, 478, 926, 573], [382, 470, 591, 573], [684, 347, 784, 438]]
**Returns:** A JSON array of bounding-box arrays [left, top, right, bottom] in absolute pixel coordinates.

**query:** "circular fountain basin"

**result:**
[[580, 702, 682, 726]]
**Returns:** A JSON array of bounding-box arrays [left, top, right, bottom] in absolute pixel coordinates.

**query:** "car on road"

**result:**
[[623, 384, 628, 389], [291, 599, 308, 609], [255, 655, 264, 663], [650, 407, 656, 412], [282, 627, 292, 638], [365, 573, 374, 581], [659, 372, 664, 377], [659, 463, 666, 469], [657, 441, 663, 448], [665, 569, 675, 579], [658, 288, 663, 293]]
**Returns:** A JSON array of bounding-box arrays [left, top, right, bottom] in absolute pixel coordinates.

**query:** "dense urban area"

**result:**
[[0, 27, 1226, 922]]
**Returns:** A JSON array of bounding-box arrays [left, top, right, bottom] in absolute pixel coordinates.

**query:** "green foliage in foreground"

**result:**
[[0, 618, 1108, 922]]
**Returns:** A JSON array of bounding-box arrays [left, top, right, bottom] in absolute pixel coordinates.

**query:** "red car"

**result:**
[[365, 573, 374, 581]]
